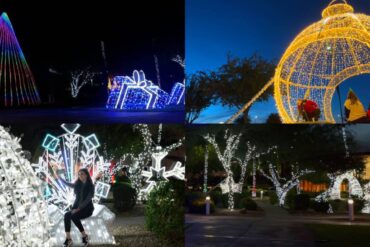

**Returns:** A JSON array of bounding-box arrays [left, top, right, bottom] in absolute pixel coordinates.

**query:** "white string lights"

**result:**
[[0, 126, 51, 246], [260, 164, 314, 206], [111, 124, 184, 201], [31, 124, 115, 245], [203, 130, 242, 211]]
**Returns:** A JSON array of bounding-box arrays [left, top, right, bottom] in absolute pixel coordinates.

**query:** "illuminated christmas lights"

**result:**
[[140, 150, 185, 199], [0, 126, 51, 246], [315, 170, 363, 202], [32, 124, 115, 245], [106, 70, 184, 110], [0, 13, 41, 107], [260, 164, 314, 206], [228, 1, 370, 123]]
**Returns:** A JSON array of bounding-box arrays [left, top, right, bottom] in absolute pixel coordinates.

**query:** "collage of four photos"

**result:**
[[1, 0, 370, 246]]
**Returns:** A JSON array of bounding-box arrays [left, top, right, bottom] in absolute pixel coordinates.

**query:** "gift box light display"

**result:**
[[32, 124, 116, 245], [0, 13, 41, 107], [106, 70, 185, 110], [0, 126, 51, 246]]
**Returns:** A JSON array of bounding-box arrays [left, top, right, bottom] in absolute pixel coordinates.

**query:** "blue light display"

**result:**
[[106, 70, 184, 110], [167, 82, 185, 106]]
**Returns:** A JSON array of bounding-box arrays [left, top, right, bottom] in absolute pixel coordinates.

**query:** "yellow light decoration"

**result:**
[[275, 0, 370, 123], [227, 0, 370, 123]]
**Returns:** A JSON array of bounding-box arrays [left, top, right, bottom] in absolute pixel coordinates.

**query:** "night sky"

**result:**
[[186, 0, 370, 123], [0, 0, 184, 105]]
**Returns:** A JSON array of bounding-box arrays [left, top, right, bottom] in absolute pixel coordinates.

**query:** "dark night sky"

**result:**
[[186, 0, 370, 123], [0, 0, 184, 103]]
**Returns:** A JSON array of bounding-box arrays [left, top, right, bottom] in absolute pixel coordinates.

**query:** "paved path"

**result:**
[[186, 201, 315, 247]]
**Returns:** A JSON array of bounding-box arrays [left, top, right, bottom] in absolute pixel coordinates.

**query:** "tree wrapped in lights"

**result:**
[[0, 126, 50, 246], [111, 124, 184, 200], [32, 124, 115, 245], [70, 68, 97, 98], [260, 164, 314, 206], [228, 1, 370, 123], [203, 130, 242, 210], [0, 13, 41, 107]]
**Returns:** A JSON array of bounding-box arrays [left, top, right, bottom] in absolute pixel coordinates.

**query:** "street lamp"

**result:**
[[348, 199, 354, 221], [205, 196, 211, 216]]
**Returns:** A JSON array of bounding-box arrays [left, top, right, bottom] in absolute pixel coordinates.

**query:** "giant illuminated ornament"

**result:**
[[0, 126, 51, 246], [0, 13, 41, 107], [106, 70, 184, 110], [32, 124, 115, 245], [228, 0, 370, 123]]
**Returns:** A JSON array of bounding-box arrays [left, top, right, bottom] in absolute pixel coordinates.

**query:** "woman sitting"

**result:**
[[344, 90, 368, 123], [55, 168, 95, 247]]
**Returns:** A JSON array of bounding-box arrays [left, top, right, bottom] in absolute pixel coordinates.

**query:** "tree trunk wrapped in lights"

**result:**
[[260, 164, 314, 206]]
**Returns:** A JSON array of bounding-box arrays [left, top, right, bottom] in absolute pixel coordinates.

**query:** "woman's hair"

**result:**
[[74, 168, 94, 196]]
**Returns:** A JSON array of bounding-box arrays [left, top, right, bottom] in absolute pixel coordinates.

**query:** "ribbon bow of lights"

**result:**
[[106, 70, 184, 110]]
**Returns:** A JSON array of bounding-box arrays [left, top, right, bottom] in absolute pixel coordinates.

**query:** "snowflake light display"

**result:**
[[106, 70, 184, 110], [228, 1, 370, 123], [0, 126, 50, 246], [32, 124, 115, 245], [140, 150, 185, 199], [0, 13, 41, 107], [111, 124, 184, 201]]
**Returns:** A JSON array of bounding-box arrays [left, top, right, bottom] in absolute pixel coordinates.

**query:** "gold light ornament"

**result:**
[[274, 0, 370, 123]]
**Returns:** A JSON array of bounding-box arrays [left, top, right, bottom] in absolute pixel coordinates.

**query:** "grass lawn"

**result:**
[[306, 224, 370, 247]]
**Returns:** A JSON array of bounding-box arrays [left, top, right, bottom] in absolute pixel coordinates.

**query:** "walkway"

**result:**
[[185, 201, 315, 247]]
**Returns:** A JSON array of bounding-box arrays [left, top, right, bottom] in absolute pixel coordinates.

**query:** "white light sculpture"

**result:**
[[32, 124, 115, 245], [316, 170, 363, 202], [112, 124, 184, 201], [361, 182, 370, 214], [140, 150, 185, 199], [0, 126, 51, 246]]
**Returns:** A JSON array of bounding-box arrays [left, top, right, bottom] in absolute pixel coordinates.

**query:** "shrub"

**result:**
[[352, 196, 366, 213], [209, 190, 223, 207], [145, 180, 184, 241], [293, 194, 310, 211], [311, 199, 329, 213], [188, 198, 215, 214], [112, 182, 136, 211], [269, 191, 279, 205], [286, 189, 297, 209], [239, 197, 257, 210]]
